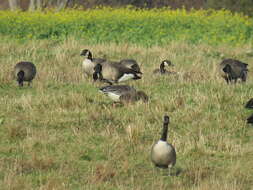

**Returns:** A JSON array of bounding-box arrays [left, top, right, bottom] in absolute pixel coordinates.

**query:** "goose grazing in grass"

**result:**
[[153, 60, 177, 75], [80, 49, 106, 77], [219, 59, 248, 84], [93, 63, 142, 85], [119, 59, 142, 73], [14, 61, 36, 87], [245, 98, 253, 109], [151, 115, 176, 174], [247, 114, 253, 124], [99, 85, 148, 103]]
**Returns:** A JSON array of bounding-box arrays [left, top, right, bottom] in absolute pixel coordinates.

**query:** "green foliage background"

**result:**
[[0, 8, 253, 46]]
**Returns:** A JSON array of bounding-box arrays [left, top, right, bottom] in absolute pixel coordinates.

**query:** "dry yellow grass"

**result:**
[[0, 37, 253, 189]]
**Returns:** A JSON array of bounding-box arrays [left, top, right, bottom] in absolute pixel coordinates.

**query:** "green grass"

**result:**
[[0, 8, 253, 46], [0, 38, 253, 189]]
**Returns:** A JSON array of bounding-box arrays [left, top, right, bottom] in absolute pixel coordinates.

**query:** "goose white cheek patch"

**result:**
[[118, 73, 134, 82]]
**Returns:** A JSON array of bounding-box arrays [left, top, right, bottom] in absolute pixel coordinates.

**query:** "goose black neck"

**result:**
[[88, 52, 93, 60], [160, 120, 169, 141], [17, 70, 25, 86], [160, 63, 166, 73], [92, 70, 103, 81]]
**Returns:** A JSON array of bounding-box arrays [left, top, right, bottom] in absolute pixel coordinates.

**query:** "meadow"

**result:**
[[0, 8, 253, 190]]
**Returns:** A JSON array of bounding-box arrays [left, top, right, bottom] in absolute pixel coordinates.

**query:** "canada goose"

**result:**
[[247, 114, 253, 124], [151, 115, 176, 174], [153, 60, 177, 75], [219, 59, 248, 84], [99, 85, 148, 103], [13, 61, 36, 87], [245, 98, 253, 109], [93, 63, 142, 85], [80, 49, 106, 76], [119, 59, 142, 73]]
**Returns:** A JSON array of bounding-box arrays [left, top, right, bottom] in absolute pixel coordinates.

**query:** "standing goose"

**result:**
[[219, 59, 248, 84], [99, 85, 148, 103], [119, 59, 142, 73], [245, 98, 253, 109], [14, 61, 36, 87], [153, 60, 177, 75], [151, 115, 176, 174], [93, 63, 142, 85], [80, 49, 106, 77]]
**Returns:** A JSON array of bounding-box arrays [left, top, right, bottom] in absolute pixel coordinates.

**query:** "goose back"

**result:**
[[119, 59, 141, 73], [219, 59, 248, 83], [95, 62, 142, 84], [14, 61, 36, 82]]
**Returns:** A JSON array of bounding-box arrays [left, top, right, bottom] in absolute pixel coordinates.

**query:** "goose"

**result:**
[[219, 59, 248, 84], [151, 115, 176, 174], [153, 60, 177, 75], [247, 114, 253, 124], [245, 98, 253, 109], [13, 61, 36, 87], [80, 49, 106, 77], [93, 63, 142, 85], [99, 85, 148, 103], [119, 59, 142, 73]]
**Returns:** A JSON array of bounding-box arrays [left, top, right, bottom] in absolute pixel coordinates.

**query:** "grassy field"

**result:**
[[0, 8, 253, 45], [0, 37, 253, 189]]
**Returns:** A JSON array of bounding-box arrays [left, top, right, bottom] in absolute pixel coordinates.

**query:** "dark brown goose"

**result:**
[[151, 115, 176, 173], [219, 59, 248, 84], [14, 61, 36, 87]]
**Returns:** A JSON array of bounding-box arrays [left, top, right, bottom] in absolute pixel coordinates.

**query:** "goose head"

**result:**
[[161, 115, 170, 141], [17, 70, 25, 87], [136, 91, 149, 102], [93, 63, 103, 81], [160, 60, 173, 73], [222, 64, 232, 74], [80, 49, 92, 60]]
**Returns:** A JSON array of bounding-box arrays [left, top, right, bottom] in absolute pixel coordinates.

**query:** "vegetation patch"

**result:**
[[0, 8, 253, 45]]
